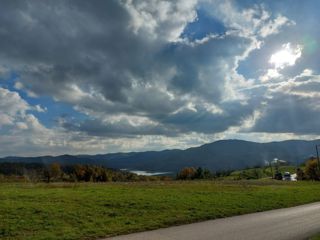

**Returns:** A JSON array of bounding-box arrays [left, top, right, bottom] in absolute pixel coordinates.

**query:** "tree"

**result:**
[[195, 167, 204, 179], [43, 163, 62, 183], [296, 168, 305, 180], [50, 163, 62, 179], [74, 165, 86, 181], [304, 158, 320, 180], [252, 168, 262, 179], [177, 167, 196, 180], [203, 168, 212, 179]]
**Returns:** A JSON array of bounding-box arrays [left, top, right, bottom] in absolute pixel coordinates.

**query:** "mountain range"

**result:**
[[1, 139, 319, 173]]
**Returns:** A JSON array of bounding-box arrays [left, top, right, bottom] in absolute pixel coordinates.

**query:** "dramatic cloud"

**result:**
[[0, 88, 29, 127], [0, 0, 319, 156], [252, 69, 320, 134]]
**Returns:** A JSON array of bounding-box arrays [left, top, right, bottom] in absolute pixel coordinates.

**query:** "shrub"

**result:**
[[296, 168, 305, 180], [304, 158, 320, 181]]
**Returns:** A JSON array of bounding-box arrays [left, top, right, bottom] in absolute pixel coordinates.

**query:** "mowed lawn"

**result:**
[[2, 181, 320, 240]]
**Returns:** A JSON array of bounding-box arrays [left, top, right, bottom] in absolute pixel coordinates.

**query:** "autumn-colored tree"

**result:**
[[43, 163, 61, 182], [50, 163, 62, 179], [177, 167, 196, 180], [304, 158, 320, 180], [1, 162, 167, 183], [74, 164, 86, 181]]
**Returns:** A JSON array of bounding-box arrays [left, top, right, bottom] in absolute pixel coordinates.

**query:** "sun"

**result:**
[[269, 43, 302, 69]]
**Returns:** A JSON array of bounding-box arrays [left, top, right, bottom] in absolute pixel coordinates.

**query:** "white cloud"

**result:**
[[122, 0, 198, 42], [0, 114, 13, 126], [259, 15, 295, 38], [0, 87, 29, 119], [259, 43, 302, 82], [0, 87, 48, 133], [205, 1, 293, 39], [269, 43, 302, 69], [259, 69, 282, 82], [16, 122, 28, 130], [0, 0, 317, 156]]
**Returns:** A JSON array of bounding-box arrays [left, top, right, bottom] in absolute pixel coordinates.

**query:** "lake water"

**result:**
[[121, 169, 171, 176]]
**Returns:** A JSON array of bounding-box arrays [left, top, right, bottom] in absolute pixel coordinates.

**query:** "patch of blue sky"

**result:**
[[181, 8, 226, 41], [0, 73, 88, 128], [26, 95, 88, 128], [237, 51, 265, 80]]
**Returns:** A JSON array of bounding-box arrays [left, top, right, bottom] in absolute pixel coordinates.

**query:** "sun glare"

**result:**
[[269, 43, 302, 69]]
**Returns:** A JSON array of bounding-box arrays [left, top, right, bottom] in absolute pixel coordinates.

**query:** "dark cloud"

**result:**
[[61, 118, 179, 138], [0, 0, 305, 142], [252, 92, 320, 134], [163, 35, 252, 101], [1, 0, 162, 100], [162, 101, 256, 133]]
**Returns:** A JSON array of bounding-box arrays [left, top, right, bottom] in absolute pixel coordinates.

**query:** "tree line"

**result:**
[[175, 157, 320, 181], [2, 157, 320, 183], [296, 157, 320, 181], [176, 167, 231, 180], [0, 162, 171, 182]]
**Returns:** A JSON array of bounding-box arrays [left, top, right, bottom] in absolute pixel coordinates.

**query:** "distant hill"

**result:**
[[1, 139, 319, 173]]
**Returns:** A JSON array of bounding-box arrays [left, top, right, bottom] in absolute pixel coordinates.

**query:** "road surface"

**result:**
[[105, 202, 320, 240]]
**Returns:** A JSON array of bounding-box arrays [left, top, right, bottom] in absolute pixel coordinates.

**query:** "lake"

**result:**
[[121, 169, 171, 176]]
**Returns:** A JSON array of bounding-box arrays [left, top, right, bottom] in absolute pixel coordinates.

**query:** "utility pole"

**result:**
[[316, 145, 320, 171], [269, 160, 273, 178]]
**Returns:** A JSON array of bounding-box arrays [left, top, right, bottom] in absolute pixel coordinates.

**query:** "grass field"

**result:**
[[1, 180, 320, 240], [228, 165, 299, 180], [310, 234, 320, 240]]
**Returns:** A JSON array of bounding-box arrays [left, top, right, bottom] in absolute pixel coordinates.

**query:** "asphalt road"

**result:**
[[105, 202, 320, 240]]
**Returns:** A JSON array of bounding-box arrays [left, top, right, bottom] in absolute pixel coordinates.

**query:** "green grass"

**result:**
[[1, 180, 320, 240], [310, 234, 320, 240], [228, 165, 300, 180]]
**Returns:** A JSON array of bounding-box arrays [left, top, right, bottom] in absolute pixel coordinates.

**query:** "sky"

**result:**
[[0, 0, 320, 157]]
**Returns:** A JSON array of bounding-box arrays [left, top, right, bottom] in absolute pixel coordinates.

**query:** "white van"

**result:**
[[283, 172, 291, 181], [283, 172, 297, 181]]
